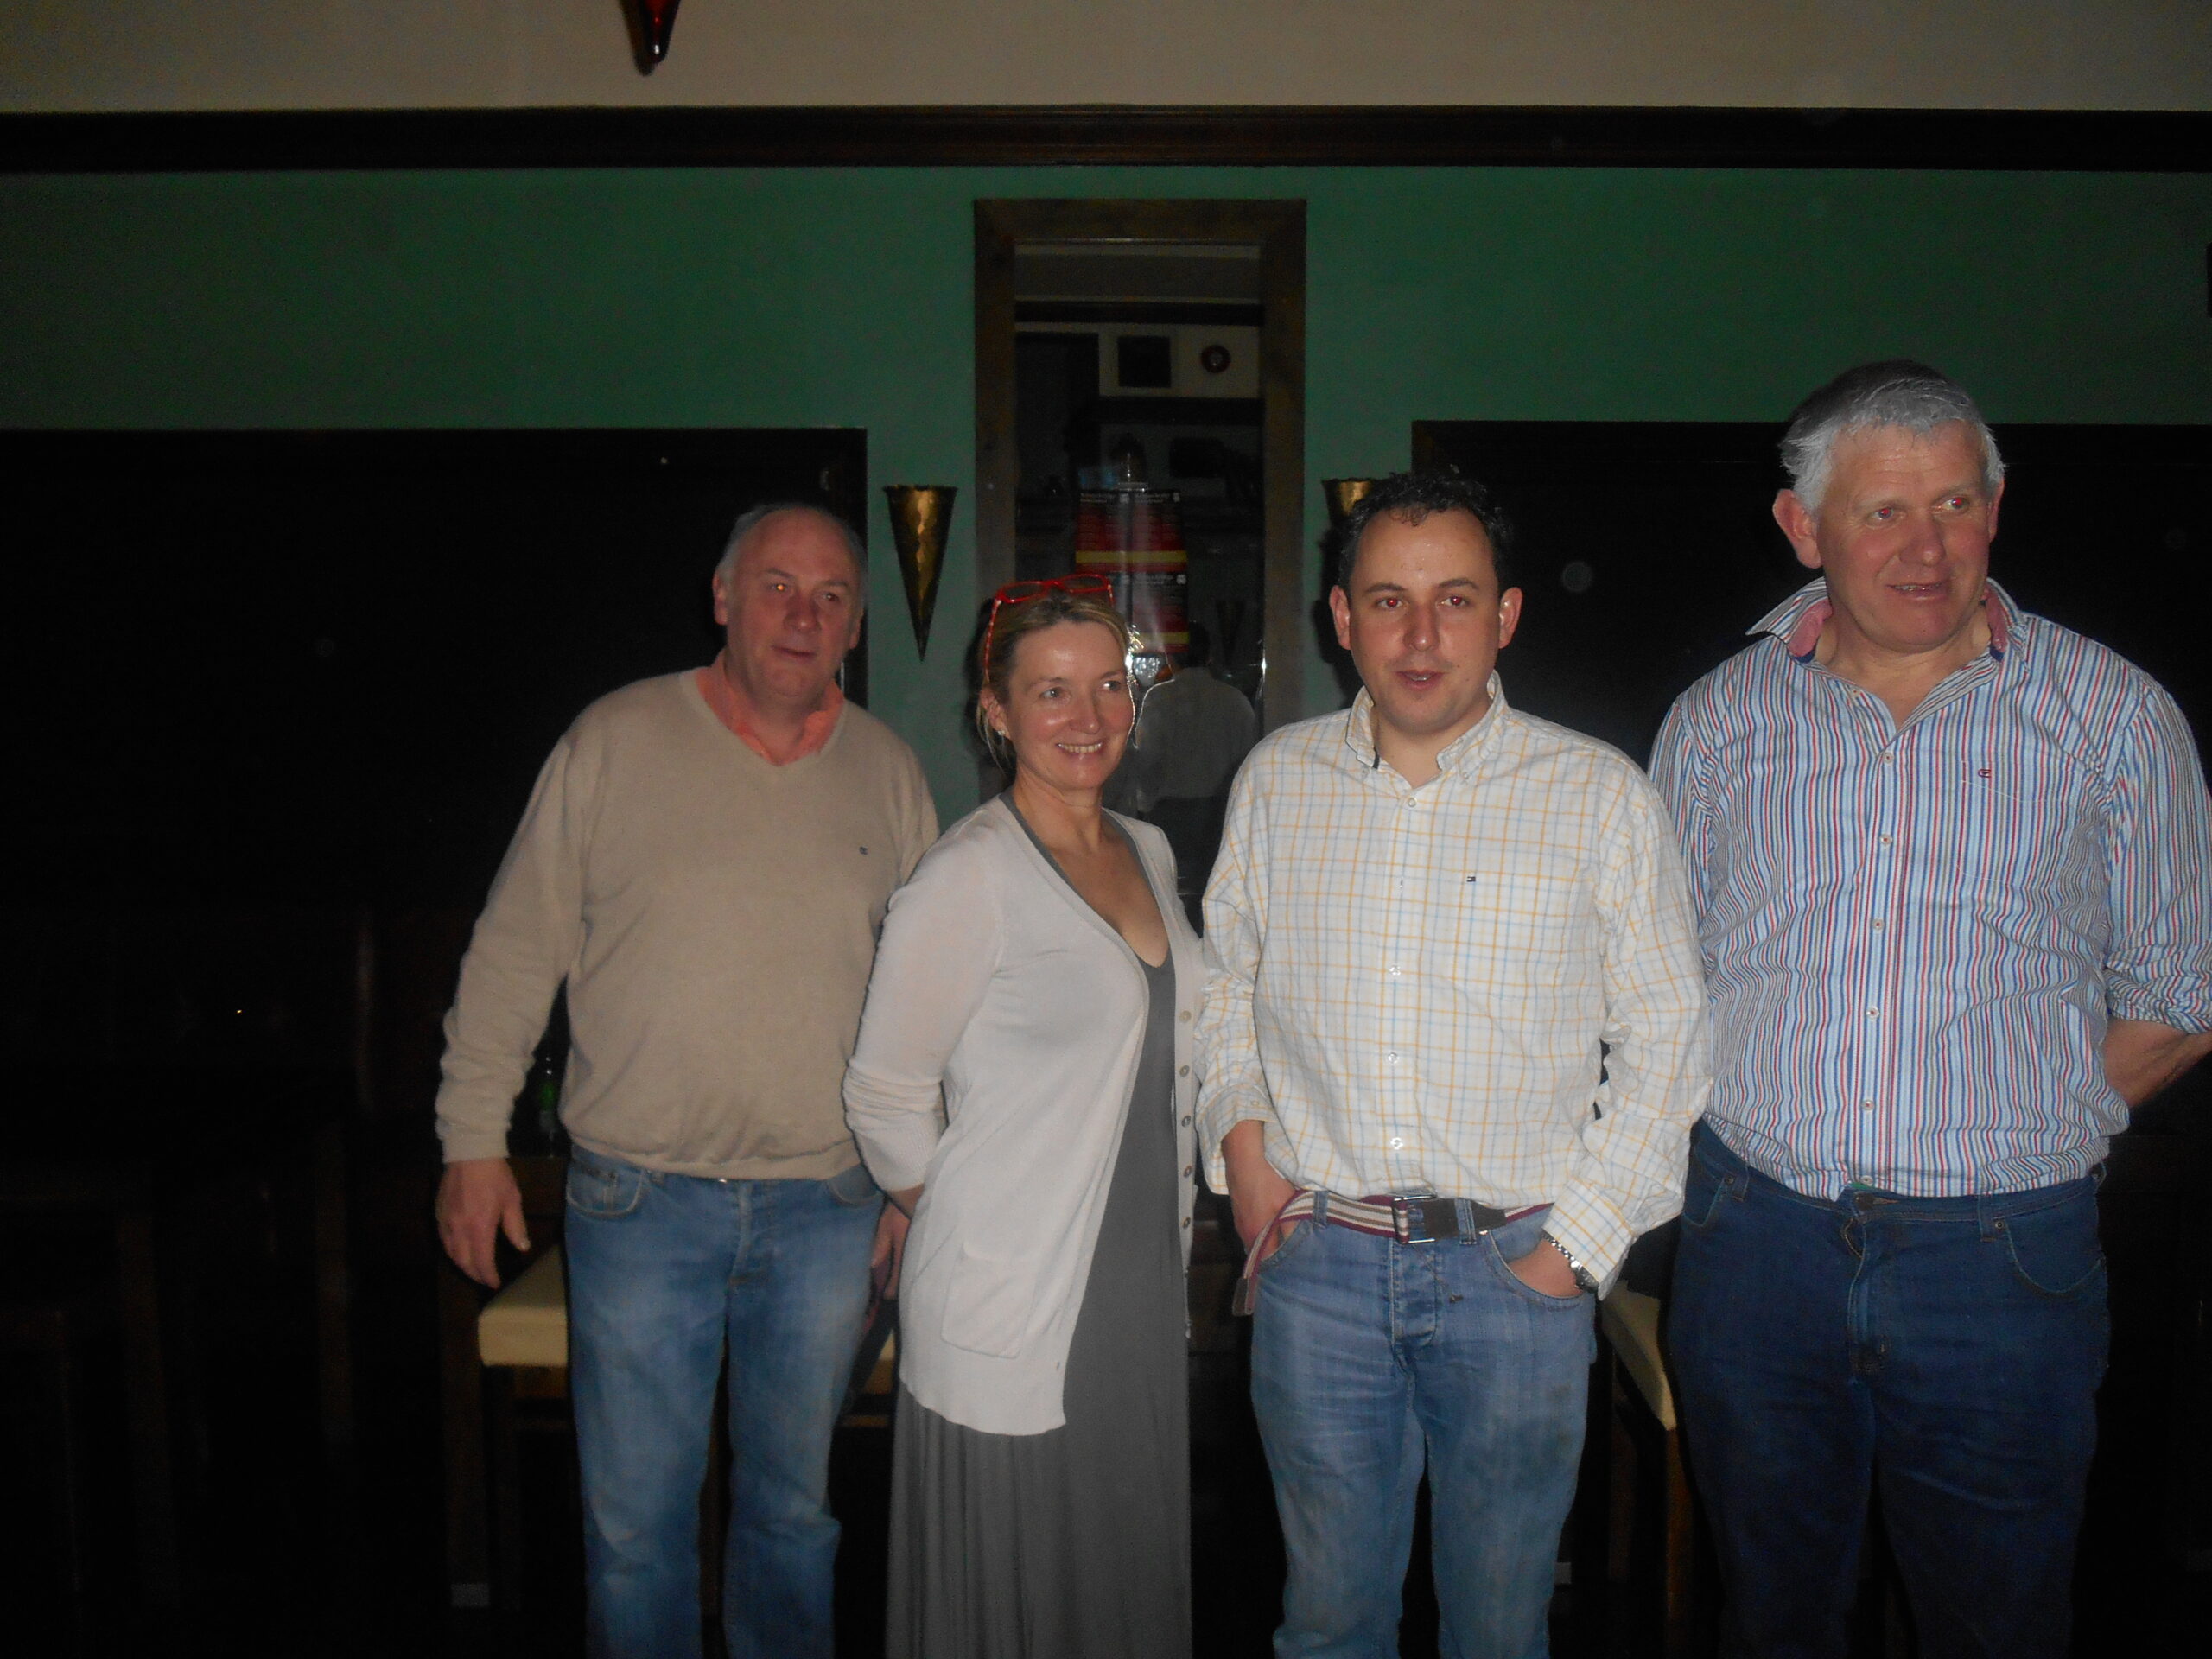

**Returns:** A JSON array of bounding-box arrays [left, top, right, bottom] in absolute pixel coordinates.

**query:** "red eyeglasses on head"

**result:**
[[978, 575, 1119, 687]]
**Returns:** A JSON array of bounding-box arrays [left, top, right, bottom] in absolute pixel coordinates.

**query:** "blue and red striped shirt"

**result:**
[[1651, 578, 2212, 1198]]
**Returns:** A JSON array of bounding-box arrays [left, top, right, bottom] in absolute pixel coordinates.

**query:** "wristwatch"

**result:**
[[1541, 1230, 1599, 1294]]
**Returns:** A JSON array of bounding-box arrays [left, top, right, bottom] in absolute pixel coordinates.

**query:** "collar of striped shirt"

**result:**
[[1753, 576, 2018, 664], [1335, 677, 1509, 779]]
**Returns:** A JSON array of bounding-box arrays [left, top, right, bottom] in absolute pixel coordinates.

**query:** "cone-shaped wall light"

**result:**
[[626, 0, 682, 73], [1321, 478, 1379, 530], [885, 486, 957, 659]]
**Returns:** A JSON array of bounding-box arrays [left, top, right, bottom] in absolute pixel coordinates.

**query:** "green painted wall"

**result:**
[[4, 164, 2207, 819]]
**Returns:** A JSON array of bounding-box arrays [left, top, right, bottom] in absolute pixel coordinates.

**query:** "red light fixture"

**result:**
[[626, 0, 683, 73]]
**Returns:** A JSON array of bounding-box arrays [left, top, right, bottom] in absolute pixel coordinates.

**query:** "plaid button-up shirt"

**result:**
[[1195, 682, 1712, 1284], [1651, 578, 2212, 1199]]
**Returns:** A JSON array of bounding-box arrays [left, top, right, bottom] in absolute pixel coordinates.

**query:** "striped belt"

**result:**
[[1231, 1190, 1550, 1316]]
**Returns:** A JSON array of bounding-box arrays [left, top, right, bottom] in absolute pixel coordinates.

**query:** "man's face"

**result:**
[[710, 509, 864, 715], [1776, 422, 2002, 665], [1329, 507, 1522, 755]]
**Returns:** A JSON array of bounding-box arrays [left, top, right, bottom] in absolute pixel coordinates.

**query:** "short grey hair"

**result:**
[[1781, 360, 2005, 517], [714, 502, 867, 584]]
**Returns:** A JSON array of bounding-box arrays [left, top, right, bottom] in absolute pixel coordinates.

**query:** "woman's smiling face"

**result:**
[[985, 619, 1135, 797]]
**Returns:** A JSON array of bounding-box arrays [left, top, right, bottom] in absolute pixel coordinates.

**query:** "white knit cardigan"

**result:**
[[843, 794, 1202, 1435]]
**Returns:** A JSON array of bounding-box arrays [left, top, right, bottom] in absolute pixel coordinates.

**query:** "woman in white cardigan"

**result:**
[[844, 581, 1202, 1658]]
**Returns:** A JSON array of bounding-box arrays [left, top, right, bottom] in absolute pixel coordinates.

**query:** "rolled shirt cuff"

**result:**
[[1542, 1185, 1637, 1296], [1197, 1090, 1280, 1196]]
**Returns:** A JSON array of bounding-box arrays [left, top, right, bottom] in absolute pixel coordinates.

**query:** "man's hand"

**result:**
[[1506, 1240, 1585, 1300], [871, 1199, 912, 1300], [1223, 1120, 1299, 1261], [437, 1157, 530, 1289], [2103, 1017, 2212, 1108]]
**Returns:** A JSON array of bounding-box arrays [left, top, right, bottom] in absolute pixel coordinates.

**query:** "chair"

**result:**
[[439, 1154, 567, 1614], [1599, 1285, 1695, 1656]]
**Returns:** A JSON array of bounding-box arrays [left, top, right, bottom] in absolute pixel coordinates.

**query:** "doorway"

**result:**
[[975, 200, 1304, 916], [975, 200, 1306, 733]]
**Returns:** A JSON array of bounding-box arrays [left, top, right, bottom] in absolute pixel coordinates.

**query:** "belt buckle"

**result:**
[[1391, 1195, 1452, 1244]]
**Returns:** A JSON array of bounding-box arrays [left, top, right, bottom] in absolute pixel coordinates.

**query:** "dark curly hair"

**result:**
[[1337, 468, 1517, 594]]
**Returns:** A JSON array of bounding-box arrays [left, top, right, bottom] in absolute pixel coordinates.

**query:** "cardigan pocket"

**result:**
[[938, 1242, 1034, 1359]]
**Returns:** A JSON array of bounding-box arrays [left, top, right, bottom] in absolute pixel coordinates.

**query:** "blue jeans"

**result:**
[[1670, 1124, 2107, 1659], [563, 1146, 880, 1659], [1249, 1206, 1595, 1659]]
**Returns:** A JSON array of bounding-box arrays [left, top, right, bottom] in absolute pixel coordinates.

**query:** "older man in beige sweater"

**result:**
[[435, 504, 936, 1659]]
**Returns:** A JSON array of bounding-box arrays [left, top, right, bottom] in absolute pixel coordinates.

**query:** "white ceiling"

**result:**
[[4, 1, 2207, 113]]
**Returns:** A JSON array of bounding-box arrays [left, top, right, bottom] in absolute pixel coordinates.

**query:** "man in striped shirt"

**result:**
[[1651, 361, 2212, 1659], [1198, 470, 1710, 1659]]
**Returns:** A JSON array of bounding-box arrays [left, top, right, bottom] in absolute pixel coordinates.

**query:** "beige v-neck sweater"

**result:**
[[435, 670, 938, 1179]]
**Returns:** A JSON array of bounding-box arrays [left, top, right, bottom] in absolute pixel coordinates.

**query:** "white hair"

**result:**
[[714, 503, 866, 584], [1781, 361, 2005, 516]]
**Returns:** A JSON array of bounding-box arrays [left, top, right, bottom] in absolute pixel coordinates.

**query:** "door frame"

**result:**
[[975, 198, 1307, 731]]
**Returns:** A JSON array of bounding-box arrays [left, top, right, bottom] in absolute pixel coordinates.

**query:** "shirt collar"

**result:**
[[1752, 577, 2018, 664], [696, 653, 845, 763], [1338, 676, 1510, 779]]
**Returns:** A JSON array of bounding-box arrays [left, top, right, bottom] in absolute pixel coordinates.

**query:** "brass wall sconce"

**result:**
[[1321, 478, 1379, 530], [884, 485, 957, 659]]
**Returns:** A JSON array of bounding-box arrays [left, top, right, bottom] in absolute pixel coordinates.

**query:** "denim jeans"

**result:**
[[1249, 1206, 1595, 1659], [563, 1145, 881, 1659], [1670, 1123, 2107, 1659]]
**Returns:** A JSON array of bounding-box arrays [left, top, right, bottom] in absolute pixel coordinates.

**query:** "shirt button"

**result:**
[[1872, 918, 1885, 931], [1179, 1010, 1191, 1023], [1182, 1166, 1194, 1178], [1878, 834, 1893, 845], [1389, 1136, 1405, 1149], [1385, 1052, 1400, 1065], [1180, 1217, 1191, 1229], [1178, 1065, 1190, 1077], [1860, 1100, 1876, 1110], [1866, 1007, 1879, 1018], [1180, 1116, 1191, 1127]]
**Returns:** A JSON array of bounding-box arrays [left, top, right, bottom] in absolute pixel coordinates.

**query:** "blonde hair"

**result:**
[[973, 589, 1135, 770]]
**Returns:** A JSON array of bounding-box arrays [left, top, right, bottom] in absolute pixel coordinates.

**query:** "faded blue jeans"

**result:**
[[1250, 1205, 1595, 1659], [563, 1144, 880, 1659], [1670, 1123, 2107, 1659]]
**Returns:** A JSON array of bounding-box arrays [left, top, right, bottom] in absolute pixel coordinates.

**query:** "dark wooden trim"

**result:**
[[976, 199, 1306, 737], [3, 105, 2206, 175], [1255, 204, 1308, 734], [974, 202, 1023, 616]]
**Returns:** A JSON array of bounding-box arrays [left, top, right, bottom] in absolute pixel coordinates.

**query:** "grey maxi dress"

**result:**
[[886, 944, 1192, 1659]]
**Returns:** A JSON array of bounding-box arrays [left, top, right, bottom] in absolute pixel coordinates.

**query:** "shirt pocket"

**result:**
[[1921, 751, 2101, 919], [1427, 854, 1591, 995]]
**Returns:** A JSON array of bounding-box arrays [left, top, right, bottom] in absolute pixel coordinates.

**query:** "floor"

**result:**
[[3, 1141, 2207, 1657]]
